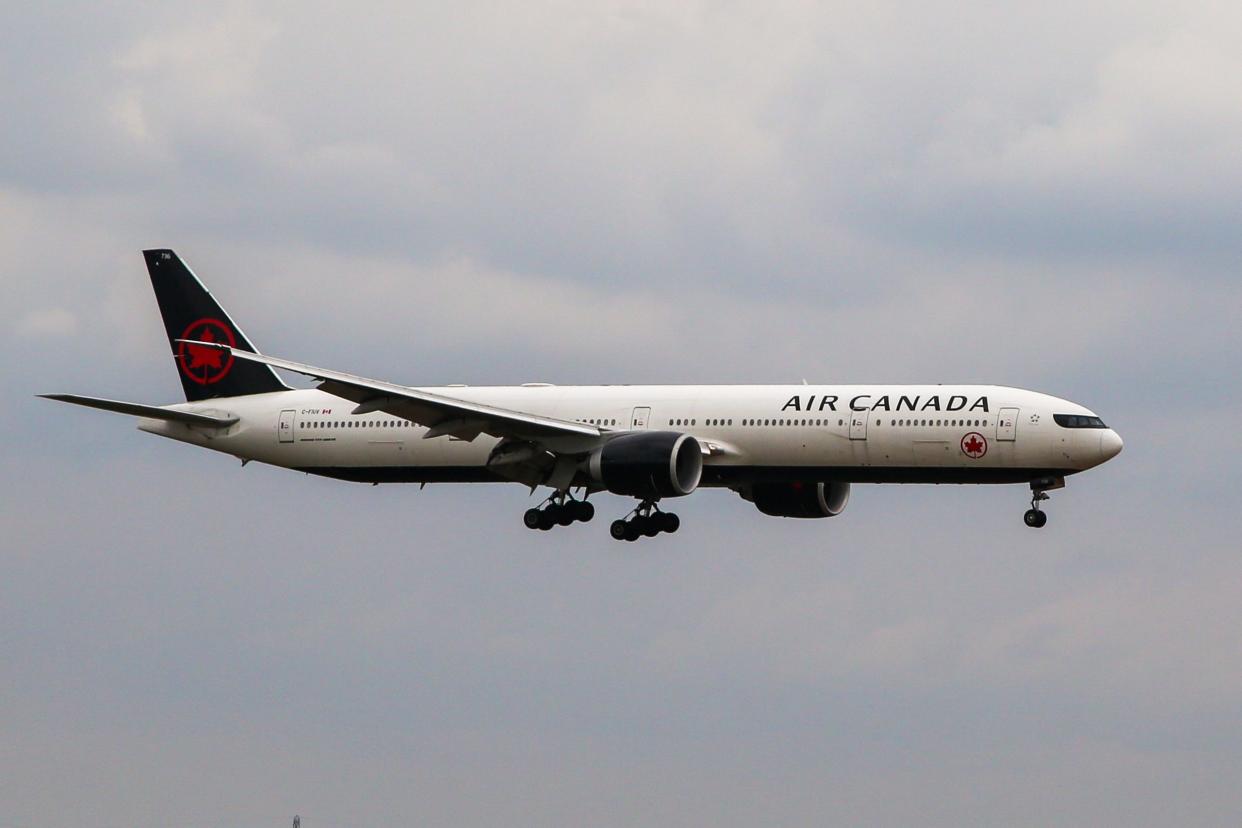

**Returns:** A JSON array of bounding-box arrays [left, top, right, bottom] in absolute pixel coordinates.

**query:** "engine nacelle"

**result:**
[[744, 481, 851, 518], [588, 431, 702, 498]]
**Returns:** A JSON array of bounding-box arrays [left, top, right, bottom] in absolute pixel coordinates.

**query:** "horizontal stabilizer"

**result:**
[[38, 394, 238, 427]]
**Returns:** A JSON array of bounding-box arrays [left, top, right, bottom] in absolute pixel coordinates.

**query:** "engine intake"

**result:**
[[588, 431, 702, 498], [744, 481, 850, 518]]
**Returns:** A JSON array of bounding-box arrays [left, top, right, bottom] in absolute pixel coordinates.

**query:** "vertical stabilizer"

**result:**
[[143, 249, 290, 401]]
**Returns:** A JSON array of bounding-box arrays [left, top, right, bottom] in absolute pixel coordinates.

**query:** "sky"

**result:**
[[2, 2, 1241, 825]]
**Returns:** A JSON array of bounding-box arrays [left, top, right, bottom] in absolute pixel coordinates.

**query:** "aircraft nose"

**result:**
[[1099, 429, 1124, 461]]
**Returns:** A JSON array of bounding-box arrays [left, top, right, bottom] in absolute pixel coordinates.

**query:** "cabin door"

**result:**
[[996, 407, 1019, 441], [849, 407, 869, 440], [278, 409, 296, 443]]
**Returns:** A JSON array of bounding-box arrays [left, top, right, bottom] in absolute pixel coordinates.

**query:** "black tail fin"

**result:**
[[143, 249, 290, 402]]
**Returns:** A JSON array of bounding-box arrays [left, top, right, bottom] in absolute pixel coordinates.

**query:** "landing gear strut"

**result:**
[[523, 491, 594, 531], [1023, 490, 1050, 528], [609, 500, 680, 542]]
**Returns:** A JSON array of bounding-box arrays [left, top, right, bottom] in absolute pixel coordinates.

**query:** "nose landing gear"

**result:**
[[609, 500, 680, 542], [1023, 490, 1050, 528], [1023, 477, 1063, 528], [523, 491, 595, 531]]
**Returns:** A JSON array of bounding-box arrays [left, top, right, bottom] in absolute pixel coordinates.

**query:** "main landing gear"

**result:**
[[610, 500, 680, 542], [1023, 490, 1050, 528], [523, 492, 595, 531]]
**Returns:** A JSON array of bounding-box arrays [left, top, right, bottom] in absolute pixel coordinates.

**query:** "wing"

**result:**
[[177, 339, 601, 445]]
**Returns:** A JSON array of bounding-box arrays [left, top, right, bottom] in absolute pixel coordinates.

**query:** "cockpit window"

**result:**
[[1054, 414, 1107, 429]]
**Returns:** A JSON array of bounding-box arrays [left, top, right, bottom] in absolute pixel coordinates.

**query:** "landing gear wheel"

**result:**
[[610, 499, 682, 540], [1025, 488, 1051, 529], [525, 491, 596, 532]]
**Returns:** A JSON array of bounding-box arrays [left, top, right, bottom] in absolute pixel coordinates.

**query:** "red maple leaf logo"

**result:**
[[177, 318, 235, 385], [961, 432, 987, 458], [185, 326, 224, 370]]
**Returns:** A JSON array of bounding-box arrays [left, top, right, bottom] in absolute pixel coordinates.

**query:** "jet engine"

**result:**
[[742, 481, 851, 518], [588, 431, 702, 498]]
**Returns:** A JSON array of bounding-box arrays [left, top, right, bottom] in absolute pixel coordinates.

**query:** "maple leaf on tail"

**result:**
[[185, 326, 225, 370]]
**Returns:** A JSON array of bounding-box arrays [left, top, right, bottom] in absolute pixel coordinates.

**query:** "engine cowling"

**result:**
[[744, 481, 850, 518], [588, 431, 702, 498]]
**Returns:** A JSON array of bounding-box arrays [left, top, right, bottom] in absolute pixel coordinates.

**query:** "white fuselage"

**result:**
[[138, 384, 1123, 487]]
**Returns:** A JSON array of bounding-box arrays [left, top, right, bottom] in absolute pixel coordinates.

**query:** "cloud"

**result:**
[[2, 3, 1242, 826]]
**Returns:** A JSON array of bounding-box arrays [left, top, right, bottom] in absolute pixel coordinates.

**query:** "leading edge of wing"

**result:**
[[176, 340, 601, 441]]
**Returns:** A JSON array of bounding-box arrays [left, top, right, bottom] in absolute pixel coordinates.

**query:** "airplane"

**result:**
[[41, 249, 1123, 541]]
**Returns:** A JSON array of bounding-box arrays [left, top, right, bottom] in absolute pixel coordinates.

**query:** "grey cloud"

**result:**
[[3, 2, 1242, 826]]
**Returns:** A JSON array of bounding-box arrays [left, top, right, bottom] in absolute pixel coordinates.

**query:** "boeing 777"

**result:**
[[42, 250, 1123, 540]]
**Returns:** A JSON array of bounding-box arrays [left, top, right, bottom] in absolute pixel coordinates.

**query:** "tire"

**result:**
[[538, 509, 556, 530], [624, 523, 641, 542], [575, 501, 595, 523], [641, 517, 660, 538], [523, 508, 542, 530], [1033, 510, 1048, 528], [661, 512, 680, 533], [555, 505, 575, 527], [1024, 509, 1046, 528], [610, 519, 629, 540]]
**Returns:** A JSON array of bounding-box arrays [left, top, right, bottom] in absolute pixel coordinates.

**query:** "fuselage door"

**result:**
[[631, 406, 651, 430], [996, 407, 1018, 441], [278, 409, 295, 443], [849, 407, 869, 440]]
